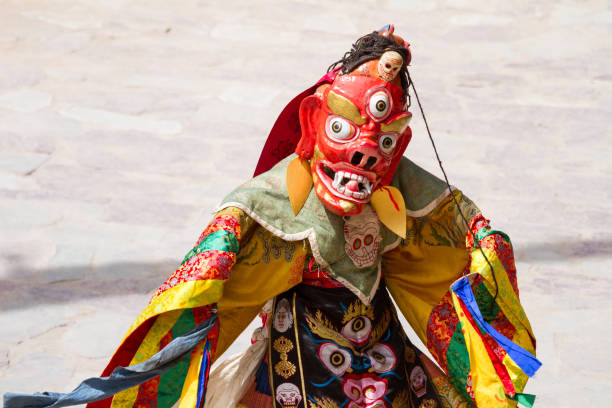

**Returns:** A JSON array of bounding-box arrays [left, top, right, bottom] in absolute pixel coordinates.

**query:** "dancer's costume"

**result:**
[[4, 26, 541, 408]]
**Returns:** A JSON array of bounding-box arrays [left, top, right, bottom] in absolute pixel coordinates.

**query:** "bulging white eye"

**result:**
[[341, 316, 372, 346], [366, 343, 397, 373], [368, 90, 391, 120], [326, 116, 356, 142], [378, 134, 397, 154], [318, 342, 352, 376]]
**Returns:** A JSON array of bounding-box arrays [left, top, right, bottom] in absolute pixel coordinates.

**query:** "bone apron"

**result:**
[[3, 25, 540, 408]]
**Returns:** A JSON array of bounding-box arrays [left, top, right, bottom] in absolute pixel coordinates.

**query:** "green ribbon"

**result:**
[[474, 227, 511, 246], [507, 393, 536, 407], [182, 230, 239, 264]]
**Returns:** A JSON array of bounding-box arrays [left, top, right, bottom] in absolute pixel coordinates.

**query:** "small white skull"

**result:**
[[377, 50, 403, 82], [344, 205, 381, 268], [273, 298, 293, 333], [410, 366, 428, 398], [276, 383, 302, 408]]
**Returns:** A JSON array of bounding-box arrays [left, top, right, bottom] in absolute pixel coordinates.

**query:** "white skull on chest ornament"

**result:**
[[343, 205, 381, 268]]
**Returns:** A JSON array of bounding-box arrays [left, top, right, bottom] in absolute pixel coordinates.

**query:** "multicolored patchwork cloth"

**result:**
[[4, 157, 539, 408], [3, 26, 539, 408]]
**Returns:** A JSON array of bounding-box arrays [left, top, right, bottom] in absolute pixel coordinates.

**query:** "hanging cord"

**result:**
[[406, 70, 500, 309]]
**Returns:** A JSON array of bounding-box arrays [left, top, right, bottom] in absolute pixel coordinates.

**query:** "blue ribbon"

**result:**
[[452, 277, 541, 377]]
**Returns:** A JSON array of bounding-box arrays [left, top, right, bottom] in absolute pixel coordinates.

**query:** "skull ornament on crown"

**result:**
[[296, 25, 413, 216]]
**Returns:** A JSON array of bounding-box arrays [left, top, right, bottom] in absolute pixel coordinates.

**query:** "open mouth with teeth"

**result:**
[[317, 162, 375, 203]]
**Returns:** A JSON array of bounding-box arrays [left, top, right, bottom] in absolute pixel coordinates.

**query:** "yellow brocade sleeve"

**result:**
[[382, 190, 473, 347], [95, 207, 306, 408]]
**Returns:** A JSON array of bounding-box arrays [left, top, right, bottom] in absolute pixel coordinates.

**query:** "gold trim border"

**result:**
[[293, 291, 308, 407], [269, 297, 277, 408]]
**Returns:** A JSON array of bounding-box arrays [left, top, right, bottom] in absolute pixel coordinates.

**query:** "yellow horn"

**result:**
[[371, 186, 406, 238], [287, 157, 313, 216]]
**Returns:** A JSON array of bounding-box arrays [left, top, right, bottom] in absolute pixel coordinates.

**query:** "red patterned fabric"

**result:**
[[153, 251, 236, 299], [133, 375, 160, 408], [427, 212, 522, 378], [301, 255, 345, 288], [482, 234, 518, 296], [455, 295, 515, 396], [195, 215, 242, 247], [466, 213, 519, 297], [426, 291, 458, 372]]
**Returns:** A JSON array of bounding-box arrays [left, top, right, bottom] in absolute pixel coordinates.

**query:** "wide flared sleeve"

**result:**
[[1, 206, 308, 408], [91, 206, 308, 408], [382, 190, 539, 407]]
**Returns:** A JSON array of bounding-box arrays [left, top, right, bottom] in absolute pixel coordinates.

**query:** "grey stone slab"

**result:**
[[40, 245, 93, 283], [0, 151, 49, 175], [0, 89, 52, 113], [0, 350, 7, 370], [0, 353, 75, 395], [61, 317, 127, 359], [58, 106, 183, 135], [0, 200, 64, 231], [0, 305, 71, 344], [0, 172, 38, 191]]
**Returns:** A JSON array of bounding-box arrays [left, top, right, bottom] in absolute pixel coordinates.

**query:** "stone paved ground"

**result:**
[[1, 0, 611, 406]]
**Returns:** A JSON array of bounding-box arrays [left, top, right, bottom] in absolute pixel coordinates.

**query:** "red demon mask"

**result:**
[[297, 71, 412, 216]]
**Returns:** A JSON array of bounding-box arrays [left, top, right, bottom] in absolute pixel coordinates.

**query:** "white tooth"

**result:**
[[351, 174, 358, 181], [333, 172, 341, 186], [338, 186, 345, 193], [357, 175, 364, 182], [338, 171, 344, 180]]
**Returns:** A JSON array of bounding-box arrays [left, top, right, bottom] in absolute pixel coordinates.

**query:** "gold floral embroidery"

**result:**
[[342, 300, 375, 324], [273, 336, 296, 379], [273, 336, 294, 354], [309, 396, 340, 408], [305, 308, 358, 354], [274, 358, 296, 379]]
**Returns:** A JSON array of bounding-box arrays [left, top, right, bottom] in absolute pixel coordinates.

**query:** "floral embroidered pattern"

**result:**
[[195, 214, 242, 247], [426, 291, 458, 372], [154, 251, 236, 298]]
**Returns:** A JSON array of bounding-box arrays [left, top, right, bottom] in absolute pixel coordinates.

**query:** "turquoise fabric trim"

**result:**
[[508, 392, 536, 407], [182, 230, 239, 264], [475, 227, 511, 246]]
